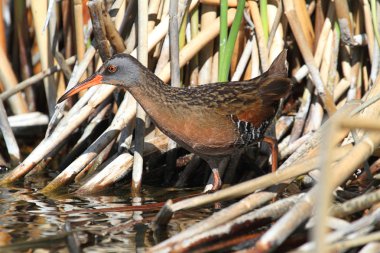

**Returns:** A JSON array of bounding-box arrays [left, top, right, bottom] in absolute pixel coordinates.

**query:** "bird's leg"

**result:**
[[262, 136, 278, 172], [204, 157, 229, 192], [211, 169, 222, 191]]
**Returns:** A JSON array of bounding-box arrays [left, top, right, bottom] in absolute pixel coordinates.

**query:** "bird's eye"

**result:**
[[107, 65, 118, 73]]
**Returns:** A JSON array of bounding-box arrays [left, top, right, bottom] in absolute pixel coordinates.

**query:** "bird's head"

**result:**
[[58, 54, 143, 103]]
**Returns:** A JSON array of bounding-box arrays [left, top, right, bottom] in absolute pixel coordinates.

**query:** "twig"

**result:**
[[88, 1, 112, 61], [284, 2, 337, 116], [0, 46, 28, 114], [0, 100, 20, 163], [248, 1, 269, 71], [158, 8, 237, 83], [40, 91, 134, 193], [73, 0, 86, 81], [132, 0, 148, 195], [0, 57, 75, 101], [330, 186, 380, 218], [151, 192, 276, 252], [267, 0, 283, 50], [31, 0, 56, 117]]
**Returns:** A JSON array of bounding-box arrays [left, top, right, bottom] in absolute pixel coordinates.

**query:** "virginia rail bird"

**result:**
[[58, 50, 291, 191]]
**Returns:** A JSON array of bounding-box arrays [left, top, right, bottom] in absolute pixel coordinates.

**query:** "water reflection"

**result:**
[[0, 186, 210, 252]]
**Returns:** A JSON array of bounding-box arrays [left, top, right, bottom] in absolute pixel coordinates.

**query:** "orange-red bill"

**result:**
[[57, 74, 103, 103]]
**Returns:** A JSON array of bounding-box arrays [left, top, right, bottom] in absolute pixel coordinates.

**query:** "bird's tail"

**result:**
[[266, 49, 288, 78]]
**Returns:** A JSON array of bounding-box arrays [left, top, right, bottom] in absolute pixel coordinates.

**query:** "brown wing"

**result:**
[[216, 77, 291, 127], [216, 50, 291, 126], [168, 50, 291, 127]]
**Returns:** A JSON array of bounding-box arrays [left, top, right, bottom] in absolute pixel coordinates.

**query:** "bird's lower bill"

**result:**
[[57, 74, 103, 103]]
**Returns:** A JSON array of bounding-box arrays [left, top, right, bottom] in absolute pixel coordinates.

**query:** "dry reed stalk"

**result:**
[[347, 50, 361, 101], [0, 0, 6, 53], [153, 0, 195, 75], [250, 33, 260, 78], [31, 0, 57, 117], [0, 56, 76, 101], [49, 0, 125, 134], [327, 27, 340, 94], [363, 0, 375, 61], [125, 23, 137, 53], [169, 0, 181, 87], [341, 117, 380, 131], [200, 0, 238, 6], [102, 3, 126, 53], [341, 46, 353, 82], [326, 231, 380, 253], [303, 23, 334, 133], [267, 2, 284, 61], [242, 56, 252, 80], [153, 143, 352, 228], [15, 0, 35, 111], [132, 0, 148, 195], [255, 188, 318, 251], [293, 0, 314, 49], [334, 78, 350, 102], [7, 112, 48, 130], [78, 153, 134, 194], [73, 0, 86, 81], [63, 103, 113, 181], [88, 1, 112, 60], [267, 0, 283, 51], [0, 100, 20, 163], [231, 39, 252, 81], [289, 82, 313, 143], [189, 7, 199, 86], [152, 0, 169, 60], [151, 192, 276, 252], [313, 105, 345, 252], [280, 133, 311, 159], [47, 47, 97, 136], [83, 138, 116, 179], [230, 22, 245, 76], [40, 91, 135, 193], [0, 0, 6, 93], [211, 46, 219, 82], [320, 30, 333, 86], [76, 135, 169, 194], [158, 8, 236, 83], [0, 47, 28, 114], [164, 0, 182, 186], [198, 4, 217, 85], [335, 0, 354, 45], [247, 1, 269, 71], [279, 101, 359, 171], [154, 36, 170, 74], [303, 96, 323, 134], [61, 0, 72, 59], [0, 84, 115, 186], [330, 186, 380, 218], [298, 209, 380, 252], [358, 243, 380, 253], [313, 0, 326, 43], [258, 75, 380, 251], [284, 1, 337, 116], [169, 195, 301, 253], [142, 0, 198, 70], [148, 0, 162, 32]]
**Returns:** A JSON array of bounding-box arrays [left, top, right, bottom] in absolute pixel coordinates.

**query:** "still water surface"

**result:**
[[0, 185, 209, 252]]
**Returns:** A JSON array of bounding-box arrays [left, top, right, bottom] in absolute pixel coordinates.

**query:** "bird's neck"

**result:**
[[127, 71, 176, 120]]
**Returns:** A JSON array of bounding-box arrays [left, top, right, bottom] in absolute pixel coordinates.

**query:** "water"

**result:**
[[0, 185, 210, 252]]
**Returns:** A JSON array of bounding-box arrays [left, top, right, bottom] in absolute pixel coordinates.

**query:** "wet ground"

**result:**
[[0, 184, 210, 252]]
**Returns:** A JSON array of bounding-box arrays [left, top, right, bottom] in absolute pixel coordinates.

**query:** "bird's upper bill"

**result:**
[[57, 74, 103, 103]]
